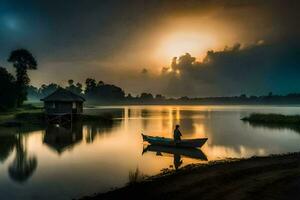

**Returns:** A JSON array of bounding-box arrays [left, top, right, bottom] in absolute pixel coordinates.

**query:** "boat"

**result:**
[[142, 134, 207, 148], [143, 145, 208, 161]]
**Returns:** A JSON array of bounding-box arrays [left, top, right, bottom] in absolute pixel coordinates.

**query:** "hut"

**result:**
[[41, 88, 85, 124]]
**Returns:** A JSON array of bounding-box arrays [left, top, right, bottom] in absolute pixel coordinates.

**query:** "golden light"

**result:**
[[155, 31, 217, 63]]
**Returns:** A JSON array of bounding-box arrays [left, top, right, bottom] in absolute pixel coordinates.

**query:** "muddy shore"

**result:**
[[79, 152, 300, 200]]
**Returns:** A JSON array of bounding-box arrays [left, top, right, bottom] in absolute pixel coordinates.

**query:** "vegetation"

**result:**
[[27, 78, 125, 103], [66, 79, 83, 95], [0, 67, 17, 110], [85, 78, 125, 102], [128, 168, 146, 185], [241, 113, 300, 133], [2, 48, 300, 108], [0, 49, 36, 111], [27, 79, 300, 105], [242, 113, 300, 124], [8, 49, 37, 107], [0, 110, 113, 128]]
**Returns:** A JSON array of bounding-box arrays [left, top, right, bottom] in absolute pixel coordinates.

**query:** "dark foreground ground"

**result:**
[[79, 153, 300, 200]]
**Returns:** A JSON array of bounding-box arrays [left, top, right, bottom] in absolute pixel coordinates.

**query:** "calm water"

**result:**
[[1, 105, 300, 200]]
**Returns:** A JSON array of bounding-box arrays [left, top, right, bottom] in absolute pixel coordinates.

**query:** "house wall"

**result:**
[[76, 102, 83, 113], [44, 101, 83, 114]]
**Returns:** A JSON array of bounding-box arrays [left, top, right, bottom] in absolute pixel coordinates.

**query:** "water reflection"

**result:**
[[0, 133, 37, 183], [8, 134, 37, 183], [0, 111, 121, 186], [0, 135, 16, 163], [85, 119, 116, 143], [43, 122, 83, 154], [243, 120, 300, 134], [1, 106, 300, 200], [143, 145, 207, 169]]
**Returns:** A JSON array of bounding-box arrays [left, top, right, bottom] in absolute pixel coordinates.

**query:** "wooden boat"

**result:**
[[143, 145, 208, 161], [142, 134, 207, 148]]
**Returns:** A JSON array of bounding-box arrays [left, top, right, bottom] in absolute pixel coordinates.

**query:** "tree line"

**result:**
[[27, 78, 127, 103], [27, 78, 172, 104], [28, 80, 300, 106], [2, 49, 300, 111]]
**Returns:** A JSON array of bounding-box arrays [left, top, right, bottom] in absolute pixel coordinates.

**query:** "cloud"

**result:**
[[158, 40, 300, 97], [1, 0, 299, 97]]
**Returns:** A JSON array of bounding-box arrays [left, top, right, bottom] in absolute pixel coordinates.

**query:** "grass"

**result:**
[[14, 112, 46, 125], [0, 113, 15, 123], [0, 109, 113, 127], [128, 168, 146, 185], [241, 113, 300, 124], [0, 104, 42, 124]]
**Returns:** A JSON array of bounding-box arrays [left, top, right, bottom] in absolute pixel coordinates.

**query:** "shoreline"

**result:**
[[79, 152, 300, 200], [0, 110, 113, 128]]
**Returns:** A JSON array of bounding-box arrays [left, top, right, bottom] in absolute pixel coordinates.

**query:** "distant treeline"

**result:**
[[2, 48, 300, 111], [27, 80, 300, 105], [27, 78, 126, 104]]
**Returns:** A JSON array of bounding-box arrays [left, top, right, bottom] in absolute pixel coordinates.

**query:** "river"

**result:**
[[1, 105, 300, 200]]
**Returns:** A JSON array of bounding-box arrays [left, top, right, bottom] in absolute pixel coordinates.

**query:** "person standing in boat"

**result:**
[[173, 125, 182, 143]]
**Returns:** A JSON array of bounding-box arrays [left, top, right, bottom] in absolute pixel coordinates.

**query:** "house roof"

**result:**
[[41, 88, 85, 102]]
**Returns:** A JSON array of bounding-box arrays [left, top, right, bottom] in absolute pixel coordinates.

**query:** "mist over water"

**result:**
[[1, 105, 300, 200]]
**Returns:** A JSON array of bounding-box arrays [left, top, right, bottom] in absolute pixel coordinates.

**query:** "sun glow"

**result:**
[[155, 31, 217, 63]]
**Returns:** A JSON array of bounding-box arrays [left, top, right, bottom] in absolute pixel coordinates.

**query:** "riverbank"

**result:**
[[79, 152, 300, 200], [242, 113, 300, 124], [0, 105, 113, 128], [241, 113, 300, 133]]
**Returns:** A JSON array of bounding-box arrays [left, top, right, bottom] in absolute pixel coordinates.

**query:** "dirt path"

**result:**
[[79, 153, 300, 200]]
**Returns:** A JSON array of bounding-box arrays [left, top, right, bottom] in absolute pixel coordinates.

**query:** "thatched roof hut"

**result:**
[[41, 88, 85, 115]]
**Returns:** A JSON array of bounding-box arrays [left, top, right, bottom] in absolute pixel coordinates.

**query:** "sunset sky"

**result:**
[[0, 0, 299, 97]]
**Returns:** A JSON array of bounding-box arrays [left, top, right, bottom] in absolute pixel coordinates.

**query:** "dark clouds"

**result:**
[[158, 40, 300, 97], [0, 0, 299, 96], [0, 0, 209, 61]]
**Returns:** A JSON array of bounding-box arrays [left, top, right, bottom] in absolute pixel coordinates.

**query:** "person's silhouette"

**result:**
[[173, 124, 182, 143]]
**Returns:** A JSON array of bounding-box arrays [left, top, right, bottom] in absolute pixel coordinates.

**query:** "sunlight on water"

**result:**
[[1, 105, 300, 199]]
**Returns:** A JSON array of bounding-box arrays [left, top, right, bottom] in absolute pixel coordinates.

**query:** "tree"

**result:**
[[155, 94, 165, 101], [240, 94, 247, 99], [140, 93, 154, 101], [268, 92, 273, 97], [0, 67, 17, 110], [8, 49, 37, 106], [97, 81, 104, 86], [68, 79, 74, 86], [75, 82, 83, 94], [85, 78, 97, 99], [84, 78, 125, 102], [99, 84, 125, 101], [39, 83, 59, 98], [85, 78, 96, 91], [65, 79, 83, 95], [179, 96, 189, 101], [127, 93, 133, 99]]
